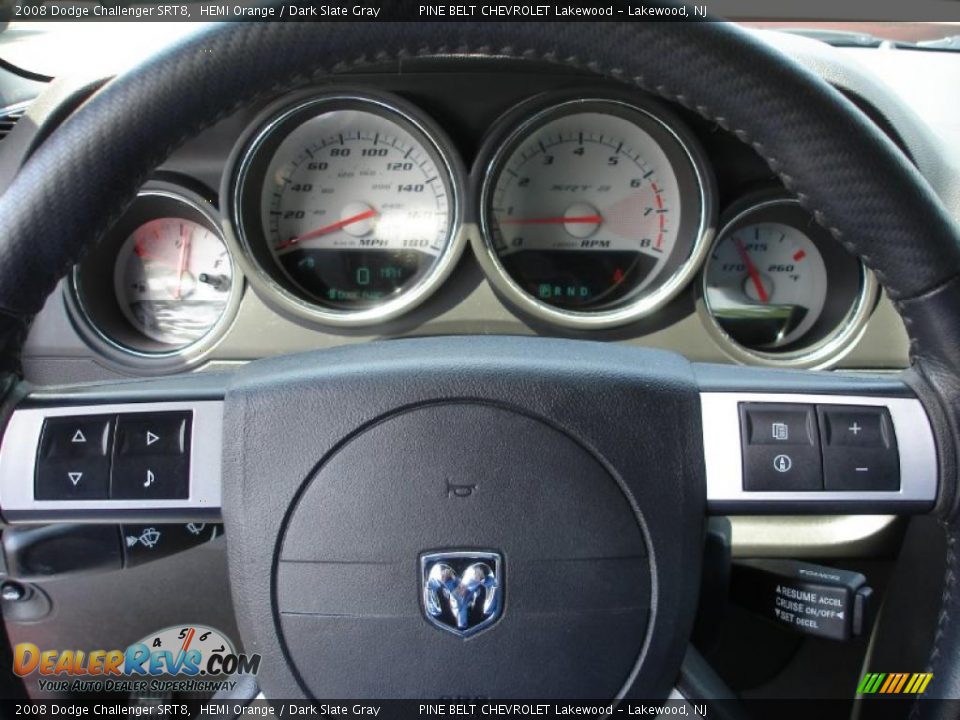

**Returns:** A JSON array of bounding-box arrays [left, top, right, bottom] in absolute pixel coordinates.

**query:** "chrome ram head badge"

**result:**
[[420, 551, 502, 638]]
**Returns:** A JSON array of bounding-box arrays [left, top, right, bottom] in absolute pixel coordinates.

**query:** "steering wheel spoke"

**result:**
[[0, 375, 225, 523], [696, 363, 938, 515]]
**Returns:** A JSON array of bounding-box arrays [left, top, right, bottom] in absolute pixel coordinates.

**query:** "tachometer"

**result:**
[[228, 92, 465, 325], [476, 95, 715, 329], [700, 197, 877, 367]]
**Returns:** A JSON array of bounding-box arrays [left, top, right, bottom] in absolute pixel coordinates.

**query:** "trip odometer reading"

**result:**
[[478, 96, 714, 329], [230, 93, 464, 324]]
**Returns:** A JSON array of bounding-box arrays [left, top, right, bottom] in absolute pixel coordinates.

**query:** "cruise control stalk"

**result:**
[[730, 558, 874, 641]]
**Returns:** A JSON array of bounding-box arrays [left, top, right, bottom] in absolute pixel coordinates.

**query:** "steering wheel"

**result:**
[[0, 17, 959, 712]]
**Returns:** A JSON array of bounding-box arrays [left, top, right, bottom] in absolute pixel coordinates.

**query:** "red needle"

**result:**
[[734, 237, 769, 303], [173, 224, 191, 300], [276, 208, 378, 250], [499, 214, 602, 226]]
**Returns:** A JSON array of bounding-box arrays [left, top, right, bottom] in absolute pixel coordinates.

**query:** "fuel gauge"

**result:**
[[69, 185, 243, 371], [701, 197, 876, 367], [115, 217, 233, 345]]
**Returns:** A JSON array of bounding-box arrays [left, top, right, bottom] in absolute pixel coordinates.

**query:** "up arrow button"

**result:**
[[38, 416, 111, 460]]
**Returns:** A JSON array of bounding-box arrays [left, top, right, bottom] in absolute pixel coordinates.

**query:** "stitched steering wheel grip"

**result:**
[[1, 16, 960, 709]]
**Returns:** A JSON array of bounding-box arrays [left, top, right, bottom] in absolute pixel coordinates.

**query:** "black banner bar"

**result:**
[[0, 698, 953, 719], [3, 0, 960, 23]]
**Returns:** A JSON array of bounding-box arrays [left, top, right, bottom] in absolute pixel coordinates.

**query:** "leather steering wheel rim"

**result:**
[[1, 16, 960, 709]]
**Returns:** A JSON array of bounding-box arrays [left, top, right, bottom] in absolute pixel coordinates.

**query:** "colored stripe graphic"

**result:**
[[859, 672, 932, 695], [892, 674, 909, 693], [879, 674, 896, 693]]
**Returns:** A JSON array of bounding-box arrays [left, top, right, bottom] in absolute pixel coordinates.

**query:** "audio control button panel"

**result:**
[[0, 401, 221, 523], [36, 412, 192, 501]]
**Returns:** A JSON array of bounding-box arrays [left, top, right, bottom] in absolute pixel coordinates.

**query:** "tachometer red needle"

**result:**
[[276, 208, 378, 250], [734, 237, 769, 303], [499, 214, 602, 226]]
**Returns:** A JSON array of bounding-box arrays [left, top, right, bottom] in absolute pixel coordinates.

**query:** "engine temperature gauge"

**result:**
[[705, 221, 827, 348], [702, 197, 875, 366]]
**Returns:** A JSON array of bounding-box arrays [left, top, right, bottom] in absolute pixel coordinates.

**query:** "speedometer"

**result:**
[[476, 94, 715, 329], [228, 92, 465, 325]]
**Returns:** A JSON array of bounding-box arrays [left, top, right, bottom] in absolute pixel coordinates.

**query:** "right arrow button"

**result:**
[[116, 412, 189, 456]]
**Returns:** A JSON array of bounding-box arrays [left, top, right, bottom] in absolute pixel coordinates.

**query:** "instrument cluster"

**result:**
[[67, 87, 877, 371]]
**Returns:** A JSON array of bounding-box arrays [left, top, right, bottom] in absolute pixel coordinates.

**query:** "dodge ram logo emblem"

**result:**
[[420, 551, 502, 637]]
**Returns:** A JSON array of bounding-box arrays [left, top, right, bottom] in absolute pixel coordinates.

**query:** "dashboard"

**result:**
[[8, 35, 957, 384]]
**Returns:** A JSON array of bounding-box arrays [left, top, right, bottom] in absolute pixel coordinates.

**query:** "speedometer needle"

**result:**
[[734, 237, 769, 304], [276, 208, 378, 250], [499, 215, 602, 225]]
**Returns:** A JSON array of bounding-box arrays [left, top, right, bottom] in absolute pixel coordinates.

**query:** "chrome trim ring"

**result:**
[[224, 90, 467, 328], [697, 197, 879, 369], [65, 186, 244, 374], [474, 95, 717, 330]]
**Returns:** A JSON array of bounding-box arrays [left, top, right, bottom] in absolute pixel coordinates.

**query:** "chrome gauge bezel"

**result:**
[[473, 92, 717, 330], [223, 90, 468, 328], [697, 197, 879, 369], [65, 184, 243, 373]]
